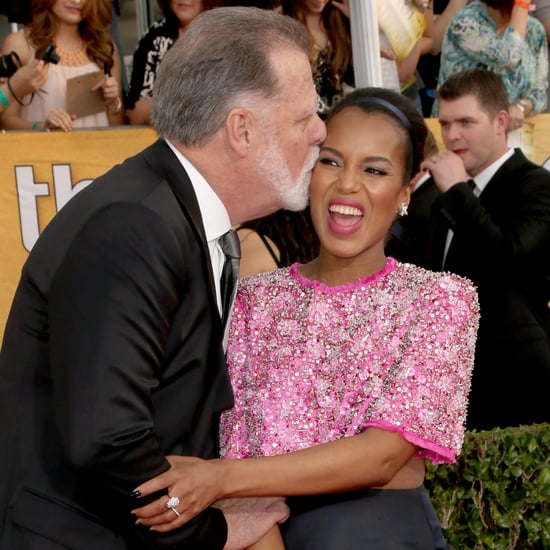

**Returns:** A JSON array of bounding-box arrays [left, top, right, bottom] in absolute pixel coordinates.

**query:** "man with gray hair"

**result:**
[[0, 7, 325, 549]]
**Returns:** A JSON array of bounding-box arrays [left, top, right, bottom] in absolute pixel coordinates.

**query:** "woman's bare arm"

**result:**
[[131, 427, 420, 531]]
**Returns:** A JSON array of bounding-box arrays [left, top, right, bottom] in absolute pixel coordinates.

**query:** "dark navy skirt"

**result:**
[[280, 485, 448, 549]]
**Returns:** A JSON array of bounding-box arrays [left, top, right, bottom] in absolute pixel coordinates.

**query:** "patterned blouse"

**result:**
[[312, 44, 355, 118], [126, 18, 178, 110], [220, 258, 479, 466], [433, 0, 548, 115]]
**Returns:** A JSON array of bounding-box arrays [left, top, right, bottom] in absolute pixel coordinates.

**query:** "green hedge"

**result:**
[[425, 423, 550, 549]]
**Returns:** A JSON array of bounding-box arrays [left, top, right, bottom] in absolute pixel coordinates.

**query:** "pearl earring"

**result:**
[[397, 202, 408, 217]]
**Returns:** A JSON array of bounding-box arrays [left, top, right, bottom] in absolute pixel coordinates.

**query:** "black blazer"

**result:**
[[386, 175, 441, 268], [0, 140, 234, 549], [427, 149, 550, 430]]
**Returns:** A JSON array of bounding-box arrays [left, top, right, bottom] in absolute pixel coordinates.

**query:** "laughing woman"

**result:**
[[132, 88, 480, 549]]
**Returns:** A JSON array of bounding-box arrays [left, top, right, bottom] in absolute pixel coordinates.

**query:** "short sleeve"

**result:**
[[361, 275, 479, 464]]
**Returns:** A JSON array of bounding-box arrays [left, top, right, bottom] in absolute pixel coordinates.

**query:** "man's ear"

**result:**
[[496, 109, 509, 135], [225, 108, 253, 158]]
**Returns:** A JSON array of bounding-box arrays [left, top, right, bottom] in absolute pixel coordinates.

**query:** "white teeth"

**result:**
[[328, 204, 363, 216]]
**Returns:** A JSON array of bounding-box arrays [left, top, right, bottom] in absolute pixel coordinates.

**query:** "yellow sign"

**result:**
[[0, 127, 157, 336]]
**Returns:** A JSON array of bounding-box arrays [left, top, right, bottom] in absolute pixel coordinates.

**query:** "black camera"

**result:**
[[0, 51, 22, 78], [0, 43, 59, 79], [42, 43, 60, 65]]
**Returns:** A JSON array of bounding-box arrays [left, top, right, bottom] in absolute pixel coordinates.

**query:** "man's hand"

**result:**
[[421, 150, 469, 193], [216, 497, 289, 550]]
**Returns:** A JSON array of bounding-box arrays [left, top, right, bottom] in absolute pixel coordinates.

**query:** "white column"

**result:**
[[349, 0, 382, 88], [135, 0, 150, 40]]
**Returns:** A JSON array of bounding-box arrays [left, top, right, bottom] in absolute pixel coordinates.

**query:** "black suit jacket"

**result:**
[[386, 175, 441, 268], [425, 149, 550, 430], [0, 140, 234, 548]]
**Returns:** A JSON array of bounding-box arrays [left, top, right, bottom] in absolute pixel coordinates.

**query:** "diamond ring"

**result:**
[[166, 495, 181, 517]]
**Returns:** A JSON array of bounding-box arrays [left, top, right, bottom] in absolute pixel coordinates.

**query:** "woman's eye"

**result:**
[[365, 167, 387, 176], [318, 157, 340, 167]]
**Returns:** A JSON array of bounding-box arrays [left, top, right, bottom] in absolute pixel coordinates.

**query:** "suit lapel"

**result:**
[[141, 139, 218, 301], [479, 149, 525, 204]]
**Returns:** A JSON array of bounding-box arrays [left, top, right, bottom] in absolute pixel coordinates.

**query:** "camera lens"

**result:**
[[42, 44, 60, 65], [0, 52, 22, 78]]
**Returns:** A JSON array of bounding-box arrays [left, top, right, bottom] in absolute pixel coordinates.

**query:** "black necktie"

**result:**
[[443, 179, 477, 270], [219, 229, 241, 328]]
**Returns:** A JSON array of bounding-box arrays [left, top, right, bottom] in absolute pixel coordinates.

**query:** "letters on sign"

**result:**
[[14, 163, 93, 251]]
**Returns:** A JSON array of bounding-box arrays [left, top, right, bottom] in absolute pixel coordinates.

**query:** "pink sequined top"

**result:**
[[220, 258, 479, 465]]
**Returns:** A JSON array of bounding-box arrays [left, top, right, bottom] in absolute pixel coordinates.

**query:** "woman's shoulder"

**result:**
[[238, 265, 295, 296], [449, 1, 485, 26], [391, 262, 480, 339], [133, 18, 176, 53], [1, 29, 32, 62], [393, 261, 478, 300], [142, 18, 178, 41], [527, 14, 548, 43]]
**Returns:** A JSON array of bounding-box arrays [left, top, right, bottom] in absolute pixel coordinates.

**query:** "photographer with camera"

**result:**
[[0, 55, 48, 115], [0, 0, 126, 132]]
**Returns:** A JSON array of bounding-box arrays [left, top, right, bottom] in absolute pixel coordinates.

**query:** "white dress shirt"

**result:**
[[165, 140, 231, 316]]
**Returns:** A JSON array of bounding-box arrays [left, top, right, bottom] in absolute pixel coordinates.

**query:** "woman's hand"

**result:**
[[331, 0, 349, 18], [421, 150, 469, 193], [407, 0, 431, 11], [380, 47, 397, 61], [44, 107, 76, 132], [92, 75, 121, 113], [8, 59, 48, 98], [131, 455, 226, 531], [508, 103, 526, 131]]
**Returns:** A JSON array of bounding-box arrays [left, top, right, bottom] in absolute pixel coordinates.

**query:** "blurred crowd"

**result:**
[[1, 0, 548, 132]]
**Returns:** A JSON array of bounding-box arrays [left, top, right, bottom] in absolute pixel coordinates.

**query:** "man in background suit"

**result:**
[[421, 69, 550, 431], [0, 7, 325, 549]]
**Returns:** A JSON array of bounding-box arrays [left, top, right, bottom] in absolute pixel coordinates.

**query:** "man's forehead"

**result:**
[[440, 94, 481, 111], [439, 95, 485, 118]]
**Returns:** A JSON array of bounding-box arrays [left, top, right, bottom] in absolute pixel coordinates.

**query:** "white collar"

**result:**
[[469, 148, 515, 193], [165, 139, 231, 241]]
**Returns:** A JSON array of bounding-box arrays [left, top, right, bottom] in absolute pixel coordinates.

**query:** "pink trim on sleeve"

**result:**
[[361, 420, 456, 464]]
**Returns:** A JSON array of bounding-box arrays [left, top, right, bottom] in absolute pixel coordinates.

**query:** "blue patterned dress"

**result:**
[[433, 0, 548, 115]]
